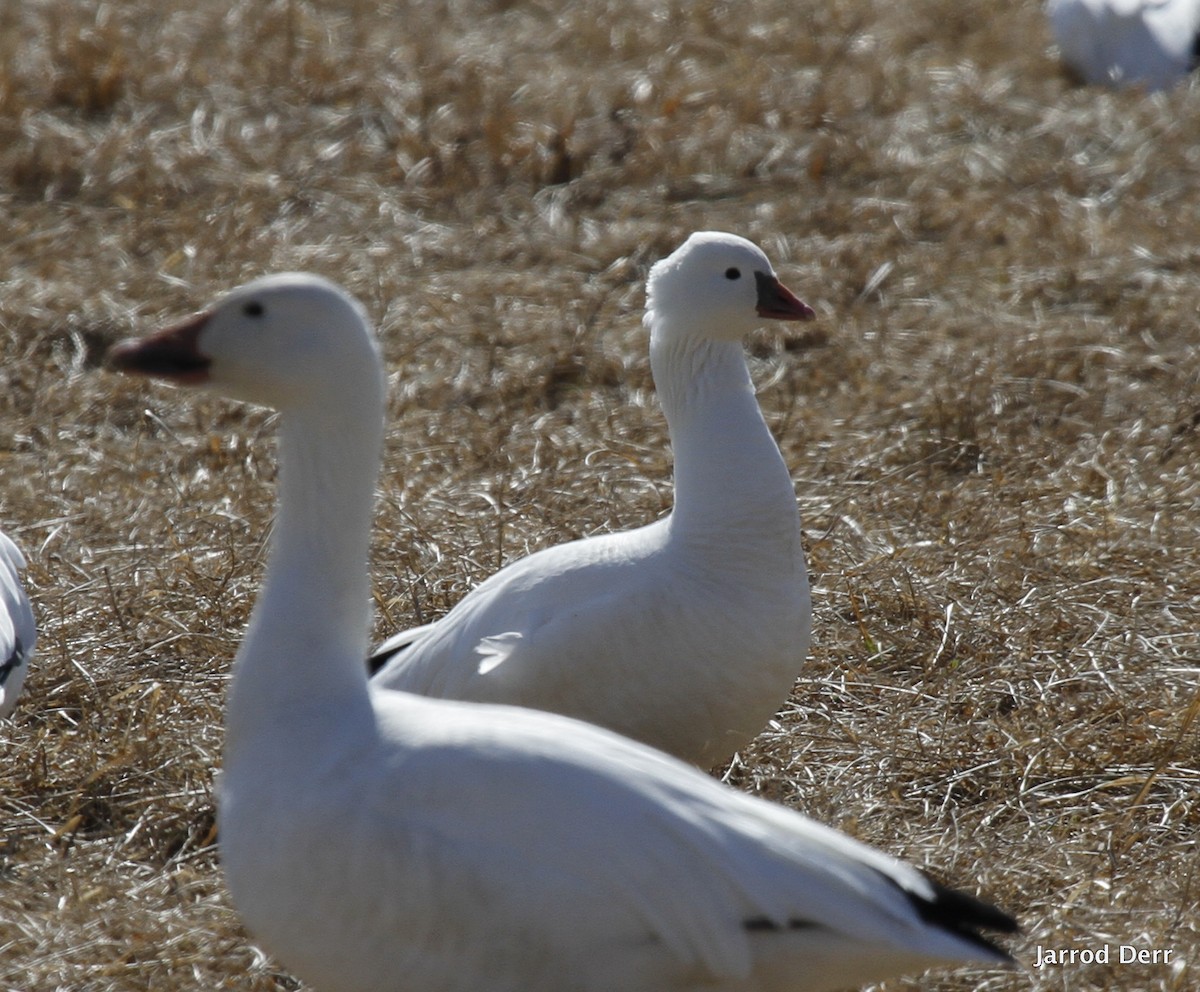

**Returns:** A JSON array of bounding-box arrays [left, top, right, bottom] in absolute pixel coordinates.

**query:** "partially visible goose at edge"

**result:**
[[0, 530, 35, 720], [373, 232, 814, 769], [107, 273, 1018, 992], [1048, 0, 1200, 90]]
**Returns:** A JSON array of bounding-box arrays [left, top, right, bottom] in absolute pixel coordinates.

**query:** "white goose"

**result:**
[[373, 232, 813, 768], [109, 273, 1016, 992], [0, 530, 35, 720], [1047, 0, 1200, 90]]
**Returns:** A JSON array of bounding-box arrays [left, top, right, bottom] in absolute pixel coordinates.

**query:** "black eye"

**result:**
[[243, 301, 265, 317], [724, 267, 741, 280]]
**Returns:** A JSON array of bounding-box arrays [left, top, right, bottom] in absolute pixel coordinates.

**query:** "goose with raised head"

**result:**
[[108, 272, 1017, 992], [0, 531, 35, 720], [373, 232, 814, 768], [1047, 0, 1200, 90]]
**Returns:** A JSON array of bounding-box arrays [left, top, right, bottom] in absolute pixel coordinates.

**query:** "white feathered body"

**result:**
[[220, 689, 999, 992], [372, 505, 806, 768], [0, 531, 35, 719], [1048, 0, 1200, 89], [375, 262, 812, 768]]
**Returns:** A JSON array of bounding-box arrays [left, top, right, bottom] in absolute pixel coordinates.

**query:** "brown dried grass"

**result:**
[[1, 0, 1198, 989]]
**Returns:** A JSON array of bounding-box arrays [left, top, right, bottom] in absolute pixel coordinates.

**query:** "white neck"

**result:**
[[650, 320, 800, 541], [224, 391, 382, 760]]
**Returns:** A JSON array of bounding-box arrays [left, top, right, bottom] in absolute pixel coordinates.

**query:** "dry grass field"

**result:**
[[1, 0, 1198, 989]]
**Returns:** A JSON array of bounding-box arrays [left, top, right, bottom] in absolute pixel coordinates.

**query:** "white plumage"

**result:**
[[0, 530, 35, 720], [373, 232, 814, 768], [109, 271, 1017, 992], [1048, 0, 1200, 90]]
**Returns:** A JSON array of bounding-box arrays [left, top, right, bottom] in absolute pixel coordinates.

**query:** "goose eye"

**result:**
[[724, 267, 741, 280], [243, 301, 266, 318]]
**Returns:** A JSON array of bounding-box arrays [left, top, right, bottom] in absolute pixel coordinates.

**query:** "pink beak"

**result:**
[[755, 272, 815, 322]]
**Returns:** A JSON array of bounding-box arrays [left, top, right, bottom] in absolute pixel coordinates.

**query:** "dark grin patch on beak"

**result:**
[[754, 271, 815, 322], [107, 311, 213, 385]]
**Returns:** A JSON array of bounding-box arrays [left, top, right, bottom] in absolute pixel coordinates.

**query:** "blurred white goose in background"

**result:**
[[108, 273, 1016, 992], [0, 530, 35, 720], [1047, 0, 1200, 90], [372, 232, 814, 768]]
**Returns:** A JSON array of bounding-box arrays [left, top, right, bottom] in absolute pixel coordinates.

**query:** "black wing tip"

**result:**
[[925, 877, 1020, 935], [367, 644, 407, 676], [367, 648, 395, 676], [744, 878, 1018, 949], [882, 868, 1020, 961]]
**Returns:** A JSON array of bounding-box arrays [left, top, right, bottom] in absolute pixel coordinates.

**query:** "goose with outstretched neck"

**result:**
[[372, 232, 814, 768]]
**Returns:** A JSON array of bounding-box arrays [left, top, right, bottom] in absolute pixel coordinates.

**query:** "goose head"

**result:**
[[107, 273, 381, 413], [644, 232, 814, 343]]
